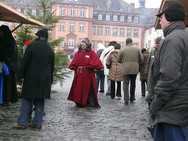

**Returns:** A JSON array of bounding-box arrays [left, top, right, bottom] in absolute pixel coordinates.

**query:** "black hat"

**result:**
[[35, 29, 48, 39], [156, 1, 185, 22]]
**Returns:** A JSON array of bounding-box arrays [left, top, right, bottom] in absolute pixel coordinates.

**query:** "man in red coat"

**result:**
[[68, 38, 103, 108]]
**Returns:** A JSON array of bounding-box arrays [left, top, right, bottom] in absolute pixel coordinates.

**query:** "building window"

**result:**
[[97, 41, 102, 44], [59, 41, 64, 47], [68, 38, 75, 49], [120, 15, 125, 22], [70, 7, 75, 17], [120, 28, 125, 37], [59, 22, 65, 31], [8, 22, 12, 29], [134, 29, 139, 37], [60, 6, 66, 16], [134, 17, 139, 23], [21, 8, 24, 14], [106, 14, 110, 21], [98, 27, 103, 35], [79, 24, 85, 32], [105, 27, 110, 36], [91, 41, 95, 49], [32, 9, 36, 16], [28, 8, 32, 14], [69, 23, 75, 31], [80, 8, 85, 17], [133, 43, 139, 47], [113, 28, 118, 36], [127, 29, 132, 37], [98, 14, 103, 20], [120, 42, 124, 48], [19, 0, 24, 4], [92, 26, 96, 35], [127, 16, 132, 22], [113, 15, 118, 21], [105, 41, 109, 47]]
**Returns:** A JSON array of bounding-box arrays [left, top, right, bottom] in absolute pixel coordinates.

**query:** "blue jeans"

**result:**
[[154, 123, 188, 141], [18, 98, 44, 126]]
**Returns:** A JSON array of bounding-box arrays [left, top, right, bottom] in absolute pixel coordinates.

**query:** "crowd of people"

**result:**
[[0, 1, 187, 140]]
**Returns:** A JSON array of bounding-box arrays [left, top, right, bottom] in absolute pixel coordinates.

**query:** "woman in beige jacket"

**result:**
[[106, 43, 123, 99]]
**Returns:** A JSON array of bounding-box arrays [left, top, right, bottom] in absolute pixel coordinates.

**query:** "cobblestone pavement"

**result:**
[[0, 72, 153, 141]]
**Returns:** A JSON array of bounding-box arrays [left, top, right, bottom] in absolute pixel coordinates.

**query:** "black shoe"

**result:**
[[106, 92, 111, 96], [29, 123, 41, 129], [99, 90, 104, 93], [130, 98, 136, 102], [147, 126, 154, 138]]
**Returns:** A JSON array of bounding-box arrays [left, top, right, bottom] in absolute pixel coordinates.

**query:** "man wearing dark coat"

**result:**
[[13, 29, 54, 129], [148, 1, 188, 140]]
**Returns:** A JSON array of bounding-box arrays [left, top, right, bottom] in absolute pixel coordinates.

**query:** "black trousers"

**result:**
[[111, 80, 121, 98]]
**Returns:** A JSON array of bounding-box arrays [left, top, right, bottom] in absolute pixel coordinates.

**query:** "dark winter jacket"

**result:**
[[19, 36, 54, 99], [150, 21, 188, 126]]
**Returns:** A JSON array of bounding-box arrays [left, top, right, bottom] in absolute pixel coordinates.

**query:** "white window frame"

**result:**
[[80, 8, 85, 17], [105, 27, 110, 36], [69, 23, 75, 31], [98, 27, 103, 35], [68, 38, 75, 49], [60, 6, 66, 16], [134, 17, 139, 23], [120, 15, 125, 22], [134, 29, 139, 37], [106, 14, 110, 21], [127, 16, 132, 22], [59, 22, 65, 31], [113, 15, 118, 21], [70, 7, 75, 17], [79, 24, 85, 32], [120, 28, 125, 36], [127, 29, 132, 37], [98, 14, 103, 20], [113, 28, 118, 36]]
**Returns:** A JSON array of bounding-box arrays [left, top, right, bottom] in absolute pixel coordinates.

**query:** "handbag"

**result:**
[[106, 61, 111, 69]]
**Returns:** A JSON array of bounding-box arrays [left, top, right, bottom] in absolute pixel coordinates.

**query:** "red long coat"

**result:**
[[68, 49, 103, 105]]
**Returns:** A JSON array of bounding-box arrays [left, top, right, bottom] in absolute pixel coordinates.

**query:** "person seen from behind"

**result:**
[[117, 38, 143, 105], [106, 43, 123, 99], [139, 48, 149, 97], [96, 43, 105, 93]]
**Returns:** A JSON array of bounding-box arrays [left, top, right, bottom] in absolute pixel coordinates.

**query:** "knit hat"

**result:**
[[82, 38, 90, 45], [35, 29, 48, 39], [156, 1, 185, 22], [126, 38, 133, 44]]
